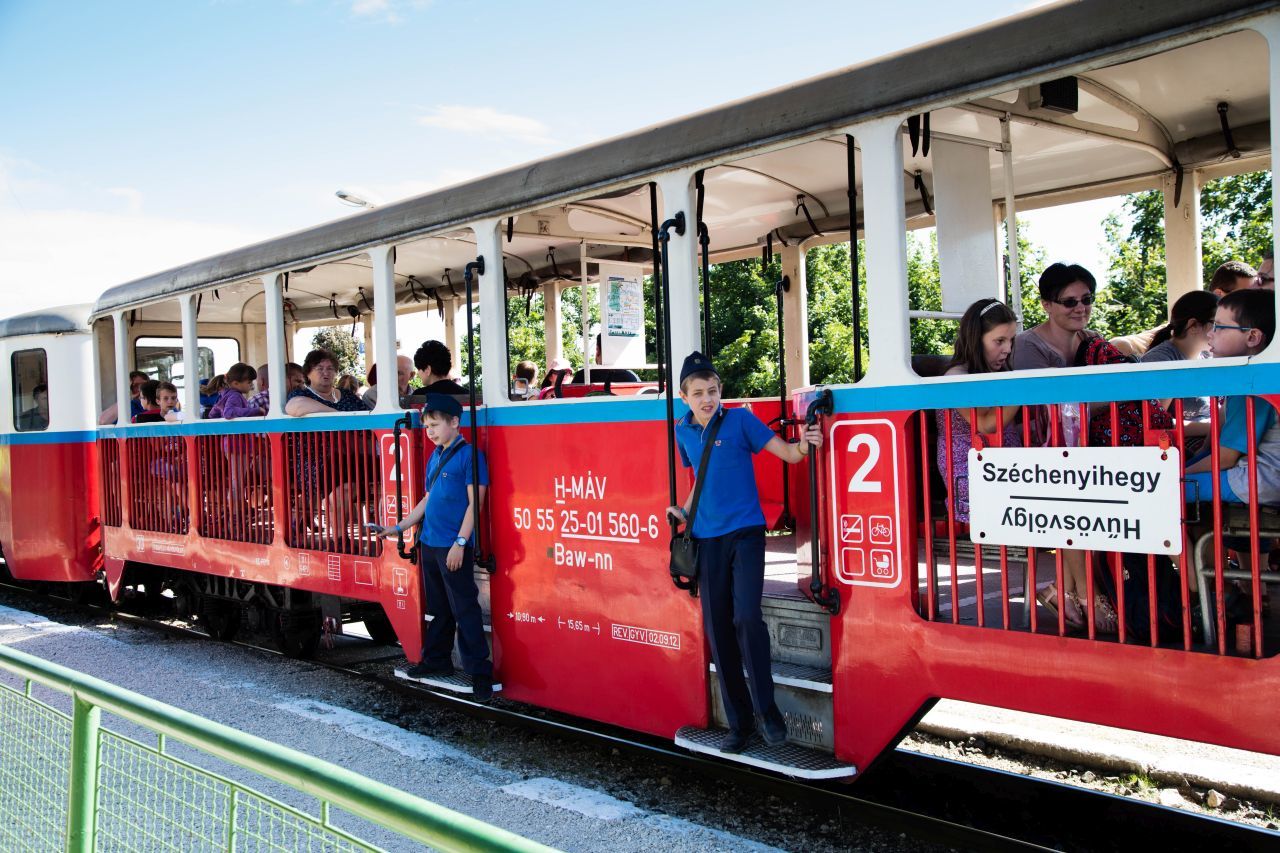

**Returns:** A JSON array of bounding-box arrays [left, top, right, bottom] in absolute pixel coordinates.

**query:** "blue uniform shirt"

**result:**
[[675, 406, 776, 538], [420, 438, 489, 548]]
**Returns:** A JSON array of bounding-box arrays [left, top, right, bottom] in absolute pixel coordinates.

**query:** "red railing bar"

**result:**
[[920, 411, 937, 622], [1246, 397, 1262, 659], [1210, 401, 1225, 655], [943, 410, 959, 624]]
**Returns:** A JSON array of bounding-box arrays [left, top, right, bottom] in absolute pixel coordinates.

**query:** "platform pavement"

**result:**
[[917, 699, 1280, 805]]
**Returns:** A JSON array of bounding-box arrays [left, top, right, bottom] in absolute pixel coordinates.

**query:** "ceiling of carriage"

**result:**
[[116, 23, 1272, 325]]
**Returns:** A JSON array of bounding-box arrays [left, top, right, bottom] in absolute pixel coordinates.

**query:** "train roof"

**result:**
[[92, 0, 1276, 320], [0, 304, 94, 339]]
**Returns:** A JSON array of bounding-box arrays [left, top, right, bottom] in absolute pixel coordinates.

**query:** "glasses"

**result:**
[[1052, 294, 1095, 309], [1259, 275, 1275, 285], [1212, 323, 1254, 332]]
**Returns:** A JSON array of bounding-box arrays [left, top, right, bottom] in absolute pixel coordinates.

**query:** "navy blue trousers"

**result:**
[[420, 545, 492, 677], [696, 526, 777, 733]]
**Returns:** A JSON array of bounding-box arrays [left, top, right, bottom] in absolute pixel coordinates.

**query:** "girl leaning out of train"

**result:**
[[936, 298, 1023, 525]]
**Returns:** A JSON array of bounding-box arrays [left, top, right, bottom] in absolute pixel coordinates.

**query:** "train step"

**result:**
[[673, 726, 857, 780], [393, 668, 503, 695], [709, 660, 832, 693]]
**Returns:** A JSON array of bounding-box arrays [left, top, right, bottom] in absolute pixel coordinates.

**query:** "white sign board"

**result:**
[[597, 263, 646, 369], [967, 446, 1183, 554]]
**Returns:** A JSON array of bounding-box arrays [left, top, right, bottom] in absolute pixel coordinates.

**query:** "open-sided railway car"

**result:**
[[2, 0, 1279, 779]]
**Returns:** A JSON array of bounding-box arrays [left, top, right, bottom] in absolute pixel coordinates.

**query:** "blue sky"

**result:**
[[1, 0, 1110, 319]]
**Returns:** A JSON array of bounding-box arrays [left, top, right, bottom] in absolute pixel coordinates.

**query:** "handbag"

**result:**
[[669, 410, 726, 585]]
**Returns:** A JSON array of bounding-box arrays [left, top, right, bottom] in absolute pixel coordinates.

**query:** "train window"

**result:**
[[499, 185, 660, 402], [906, 27, 1271, 376], [699, 136, 865, 393], [134, 336, 237, 399], [12, 349, 49, 432]]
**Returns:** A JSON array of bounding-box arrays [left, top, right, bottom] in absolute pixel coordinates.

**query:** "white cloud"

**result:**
[[351, 0, 389, 14], [417, 105, 555, 146], [0, 206, 263, 316], [105, 187, 143, 215]]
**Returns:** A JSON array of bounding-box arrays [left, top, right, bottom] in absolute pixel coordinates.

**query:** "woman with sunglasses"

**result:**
[[1012, 263, 1099, 370], [1014, 263, 1113, 631]]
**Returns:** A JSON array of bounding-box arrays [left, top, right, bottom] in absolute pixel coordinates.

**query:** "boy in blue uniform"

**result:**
[[667, 352, 823, 752], [372, 394, 494, 700]]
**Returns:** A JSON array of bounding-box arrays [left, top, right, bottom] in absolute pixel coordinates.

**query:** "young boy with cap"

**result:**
[[667, 351, 823, 753], [370, 393, 494, 700]]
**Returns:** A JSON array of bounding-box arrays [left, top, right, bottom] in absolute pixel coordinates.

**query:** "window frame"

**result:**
[[11, 348, 49, 433]]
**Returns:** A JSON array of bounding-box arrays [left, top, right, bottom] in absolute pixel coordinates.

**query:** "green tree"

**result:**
[[309, 327, 361, 375], [1097, 170, 1272, 338]]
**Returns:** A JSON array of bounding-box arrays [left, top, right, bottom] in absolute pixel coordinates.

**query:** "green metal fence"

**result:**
[[0, 644, 557, 853]]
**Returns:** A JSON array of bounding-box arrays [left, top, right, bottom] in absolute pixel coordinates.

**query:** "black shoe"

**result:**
[[761, 709, 788, 747], [471, 673, 493, 702], [405, 661, 453, 679], [720, 727, 755, 754]]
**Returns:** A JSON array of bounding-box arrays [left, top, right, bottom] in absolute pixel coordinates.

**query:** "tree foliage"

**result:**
[[309, 327, 362, 376], [1096, 171, 1272, 338]]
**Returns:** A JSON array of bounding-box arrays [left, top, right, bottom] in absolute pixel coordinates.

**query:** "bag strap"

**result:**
[[426, 439, 466, 493], [683, 410, 727, 534]]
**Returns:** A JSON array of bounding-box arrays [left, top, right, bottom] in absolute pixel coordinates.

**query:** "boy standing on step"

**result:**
[[372, 393, 494, 701], [667, 352, 823, 753]]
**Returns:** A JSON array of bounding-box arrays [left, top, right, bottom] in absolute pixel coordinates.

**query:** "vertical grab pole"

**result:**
[[1001, 116, 1022, 326], [806, 390, 840, 614], [846, 135, 863, 381], [463, 256, 491, 572], [776, 274, 794, 529], [658, 212, 694, 596], [66, 695, 101, 853], [695, 170, 712, 356], [649, 183, 666, 394]]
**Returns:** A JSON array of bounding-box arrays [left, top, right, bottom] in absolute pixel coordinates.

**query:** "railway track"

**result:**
[[2, 578, 1276, 852]]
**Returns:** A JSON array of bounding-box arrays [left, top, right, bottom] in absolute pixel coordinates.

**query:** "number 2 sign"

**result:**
[[827, 418, 903, 588]]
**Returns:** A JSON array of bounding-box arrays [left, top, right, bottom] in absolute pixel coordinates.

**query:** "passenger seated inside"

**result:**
[[936, 299, 1022, 524], [1209, 260, 1258, 297], [134, 380, 169, 423], [537, 358, 573, 399], [248, 364, 270, 413], [284, 350, 366, 415], [1256, 248, 1274, 289], [1141, 290, 1217, 443], [573, 334, 642, 384], [363, 355, 413, 409], [512, 360, 538, 400], [207, 363, 266, 419], [1184, 289, 1279, 507], [97, 370, 149, 425], [1184, 288, 1278, 589], [407, 340, 469, 398], [17, 383, 49, 431], [286, 361, 306, 393]]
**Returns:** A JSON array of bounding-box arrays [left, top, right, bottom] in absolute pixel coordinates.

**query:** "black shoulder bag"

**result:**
[[669, 412, 726, 585]]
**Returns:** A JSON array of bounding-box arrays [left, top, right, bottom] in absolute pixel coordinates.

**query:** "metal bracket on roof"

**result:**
[[913, 170, 933, 216], [907, 112, 931, 157], [506, 216, 514, 243], [796, 195, 822, 238], [358, 287, 372, 312], [329, 295, 339, 320], [405, 275, 423, 303], [1217, 101, 1241, 159], [443, 269, 459, 299]]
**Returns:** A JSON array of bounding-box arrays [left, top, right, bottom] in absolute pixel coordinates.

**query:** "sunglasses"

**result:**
[[1052, 294, 1095, 309]]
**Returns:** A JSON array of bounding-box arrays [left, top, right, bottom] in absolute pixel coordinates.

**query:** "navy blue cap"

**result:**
[[421, 393, 463, 418], [679, 351, 719, 385]]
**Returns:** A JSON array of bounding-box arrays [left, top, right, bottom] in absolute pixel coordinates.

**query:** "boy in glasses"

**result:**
[[1184, 288, 1279, 506]]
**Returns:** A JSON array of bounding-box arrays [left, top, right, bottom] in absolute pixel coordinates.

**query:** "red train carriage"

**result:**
[[4, 0, 1279, 781]]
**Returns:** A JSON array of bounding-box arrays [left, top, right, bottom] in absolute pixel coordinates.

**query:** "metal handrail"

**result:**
[[0, 644, 555, 853]]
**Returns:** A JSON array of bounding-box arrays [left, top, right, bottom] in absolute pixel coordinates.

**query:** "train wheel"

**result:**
[[273, 610, 321, 659], [361, 608, 400, 645], [200, 598, 240, 642], [66, 581, 104, 606]]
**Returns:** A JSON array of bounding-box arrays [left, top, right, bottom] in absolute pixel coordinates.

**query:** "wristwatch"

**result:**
[[454, 536, 468, 547]]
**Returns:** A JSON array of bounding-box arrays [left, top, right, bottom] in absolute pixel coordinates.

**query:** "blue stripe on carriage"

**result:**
[[0, 430, 98, 445]]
